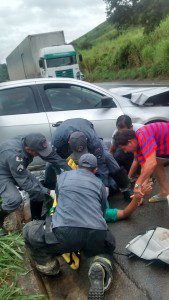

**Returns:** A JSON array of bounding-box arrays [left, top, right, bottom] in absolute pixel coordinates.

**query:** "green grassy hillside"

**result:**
[[73, 17, 169, 81]]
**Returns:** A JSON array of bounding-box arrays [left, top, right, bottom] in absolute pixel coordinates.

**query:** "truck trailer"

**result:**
[[6, 31, 83, 80]]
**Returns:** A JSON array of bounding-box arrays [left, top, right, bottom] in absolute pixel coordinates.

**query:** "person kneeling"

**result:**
[[23, 154, 115, 300]]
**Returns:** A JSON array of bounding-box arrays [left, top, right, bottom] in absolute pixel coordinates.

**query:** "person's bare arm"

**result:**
[[117, 180, 152, 220], [117, 199, 138, 220], [134, 151, 157, 197]]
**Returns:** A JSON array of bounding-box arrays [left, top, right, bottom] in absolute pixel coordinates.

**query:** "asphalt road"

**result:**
[[40, 177, 169, 300], [109, 180, 169, 300]]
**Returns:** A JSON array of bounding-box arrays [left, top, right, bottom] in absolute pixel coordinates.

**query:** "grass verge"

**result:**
[[0, 233, 45, 300]]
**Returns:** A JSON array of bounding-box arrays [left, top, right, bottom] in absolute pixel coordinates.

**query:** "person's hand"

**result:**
[[134, 184, 144, 199], [142, 180, 152, 196], [49, 190, 56, 200]]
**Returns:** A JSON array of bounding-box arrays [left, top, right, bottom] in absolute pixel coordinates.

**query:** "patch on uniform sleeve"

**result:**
[[16, 156, 23, 162], [17, 164, 24, 172]]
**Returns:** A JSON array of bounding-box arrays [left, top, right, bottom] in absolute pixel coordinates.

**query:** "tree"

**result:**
[[104, 0, 169, 33], [104, 0, 140, 28], [139, 0, 169, 33]]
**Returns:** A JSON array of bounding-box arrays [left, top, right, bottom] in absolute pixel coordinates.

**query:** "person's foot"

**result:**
[[92, 256, 113, 291], [149, 194, 167, 203], [88, 263, 104, 300]]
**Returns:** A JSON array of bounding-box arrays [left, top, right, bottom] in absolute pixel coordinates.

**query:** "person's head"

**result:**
[[78, 153, 97, 173], [68, 131, 88, 162], [24, 133, 52, 157], [114, 129, 138, 153], [116, 115, 132, 130]]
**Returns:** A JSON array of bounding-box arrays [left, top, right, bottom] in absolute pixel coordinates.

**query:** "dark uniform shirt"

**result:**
[[52, 118, 104, 159], [0, 136, 70, 194], [52, 168, 107, 230], [52, 118, 111, 185]]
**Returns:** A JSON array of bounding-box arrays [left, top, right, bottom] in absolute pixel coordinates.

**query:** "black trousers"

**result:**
[[114, 149, 134, 174], [23, 220, 115, 264]]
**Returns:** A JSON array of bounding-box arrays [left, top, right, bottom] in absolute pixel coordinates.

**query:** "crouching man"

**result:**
[[0, 133, 70, 235], [23, 154, 115, 299]]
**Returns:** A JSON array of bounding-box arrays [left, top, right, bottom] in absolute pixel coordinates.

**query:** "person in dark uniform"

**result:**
[[23, 154, 115, 299], [0, 133, 70, 235], [45, 118, 132, 199]]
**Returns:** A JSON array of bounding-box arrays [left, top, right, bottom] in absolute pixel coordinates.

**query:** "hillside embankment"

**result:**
[[74, 17, 169, 82]]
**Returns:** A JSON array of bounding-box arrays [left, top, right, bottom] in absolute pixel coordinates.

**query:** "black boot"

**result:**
[[0, 205, 8, 236], [30, 201, 43, 220], [88, 262, 104, 300], [88, 256, 113, 300]]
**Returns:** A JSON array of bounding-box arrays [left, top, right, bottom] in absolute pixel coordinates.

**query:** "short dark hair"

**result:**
[[114, 129, 136, 146], [116, 115, 132, 129]]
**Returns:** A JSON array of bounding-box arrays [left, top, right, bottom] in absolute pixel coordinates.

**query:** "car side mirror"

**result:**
[[39, 58, 44, 69], [101, 97, 113, 108]]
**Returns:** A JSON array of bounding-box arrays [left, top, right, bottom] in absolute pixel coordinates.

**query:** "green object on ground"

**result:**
[[105, 208, 118, 222]]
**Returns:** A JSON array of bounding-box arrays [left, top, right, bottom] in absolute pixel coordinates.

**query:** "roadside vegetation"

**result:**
[[0, 233, 44, 300], [74, 16, 169, 82]]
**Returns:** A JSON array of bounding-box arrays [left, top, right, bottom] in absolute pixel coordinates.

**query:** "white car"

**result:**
[[0, 78, 168, 151]]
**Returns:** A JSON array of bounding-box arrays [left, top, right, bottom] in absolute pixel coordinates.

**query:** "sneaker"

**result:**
[[35, 258, 60, 276], [88, 262, 105, 300]]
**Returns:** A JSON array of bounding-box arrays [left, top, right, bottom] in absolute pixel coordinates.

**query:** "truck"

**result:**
[[6, 31, 83, 81]]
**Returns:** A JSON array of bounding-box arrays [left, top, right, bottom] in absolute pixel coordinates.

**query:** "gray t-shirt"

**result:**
[[52, 168, 107, 230], [111, 123, 143, 146]]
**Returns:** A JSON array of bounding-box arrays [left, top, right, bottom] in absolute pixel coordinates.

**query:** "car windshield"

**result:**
[[46, 55, 77, 68]]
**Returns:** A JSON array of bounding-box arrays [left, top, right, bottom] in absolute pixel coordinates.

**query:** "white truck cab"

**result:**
[[39, 44, 83, 80]]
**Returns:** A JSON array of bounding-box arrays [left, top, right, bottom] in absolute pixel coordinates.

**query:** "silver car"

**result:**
[[0, 78, 169, 149]]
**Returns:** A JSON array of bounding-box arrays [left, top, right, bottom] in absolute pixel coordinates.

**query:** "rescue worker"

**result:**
[[0, 133, 71, 235], [23, 154, 115, 299], [45, 118, 132, 200]]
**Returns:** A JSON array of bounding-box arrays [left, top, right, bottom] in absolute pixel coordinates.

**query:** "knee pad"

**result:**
[[35, 258, 60, 276]]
